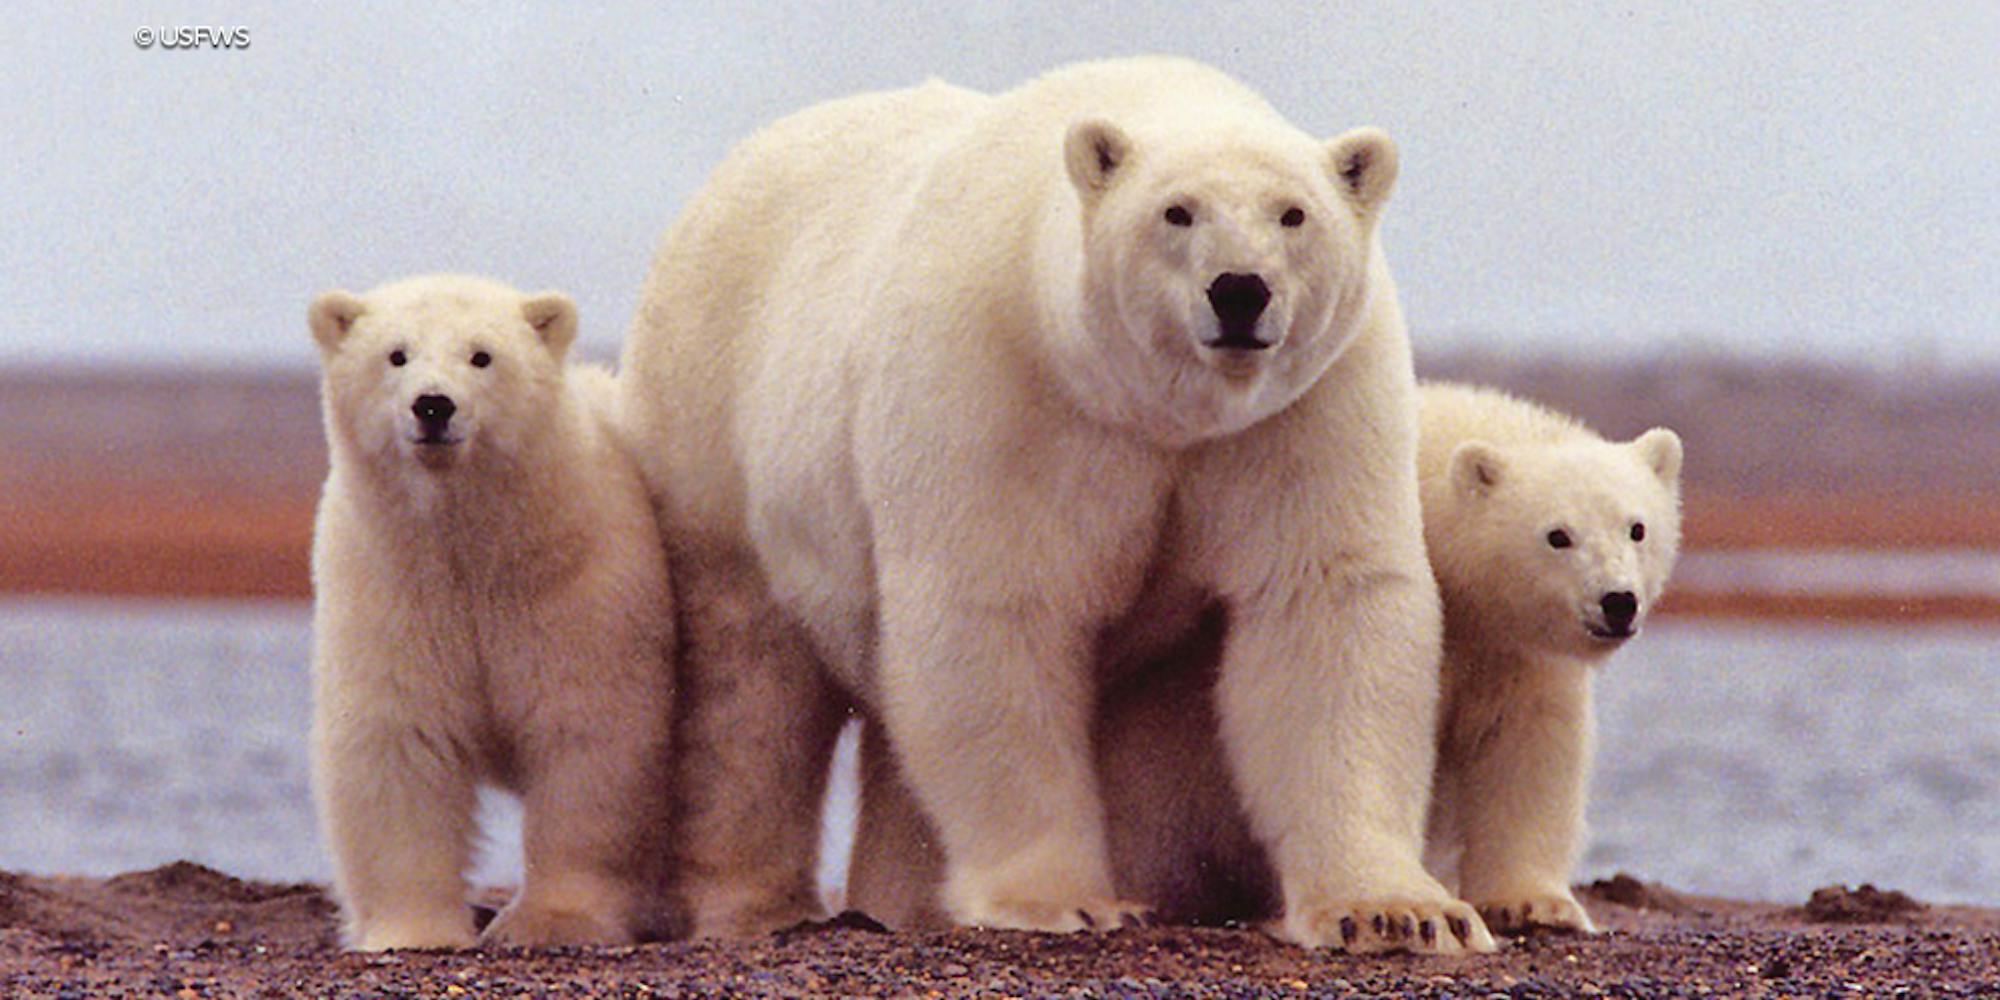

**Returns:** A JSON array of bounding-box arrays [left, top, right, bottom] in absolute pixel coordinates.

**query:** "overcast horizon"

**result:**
[[5, 4, 1994, 372]]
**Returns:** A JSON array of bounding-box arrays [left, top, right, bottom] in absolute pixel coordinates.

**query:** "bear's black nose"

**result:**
[[412, 394, 456, 427], [1600, 591, 1638, 633], [1206, 272, 1272, 346]]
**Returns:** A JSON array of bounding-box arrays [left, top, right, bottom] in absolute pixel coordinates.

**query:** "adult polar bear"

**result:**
[[621, 57, 1491, 953]]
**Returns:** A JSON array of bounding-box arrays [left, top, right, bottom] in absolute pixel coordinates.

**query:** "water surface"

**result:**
[[1, 598, 1993, 905]]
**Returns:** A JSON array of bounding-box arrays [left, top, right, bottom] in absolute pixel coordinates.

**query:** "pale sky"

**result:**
[[5, 3, 1994, 370]]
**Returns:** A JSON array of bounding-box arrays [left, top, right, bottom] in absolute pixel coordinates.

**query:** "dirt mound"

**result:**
[[2, 866, 338, 952], [1579, 872, 1695, 914], [102, 861, 319, 906], [1799, 883, 1927, 923], [0, 873, 140, 944], [0, 872, 46, 928]]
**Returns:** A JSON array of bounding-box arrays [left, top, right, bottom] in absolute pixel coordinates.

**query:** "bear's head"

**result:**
[[1438, 429, 1684, 659], [308, 275, 577, 474], [1061, 116, 1397, 443]]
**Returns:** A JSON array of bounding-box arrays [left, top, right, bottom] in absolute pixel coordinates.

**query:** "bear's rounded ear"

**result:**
[[1064, 118, 1134, 201], [308, 290, 367, 354], [521, 292, 578, 359], [1449, 440, 1505, 496], [1325, 127, 1398, 221], [1631, 427, 1683, 488]]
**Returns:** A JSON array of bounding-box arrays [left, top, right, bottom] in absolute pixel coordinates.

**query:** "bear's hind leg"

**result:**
[[671, 550, 848, 938], [844, 718, 949, 929]]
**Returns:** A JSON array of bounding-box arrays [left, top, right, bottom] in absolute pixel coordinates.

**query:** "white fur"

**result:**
[[620, 57, 1483, 952], [857, 384, 1678, 947], [308, 275, 676, 950], [1418, 381, 1683, 934]]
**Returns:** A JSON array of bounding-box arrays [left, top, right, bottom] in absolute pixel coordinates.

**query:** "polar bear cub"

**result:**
[[621, 57, 1490, 953], [307, 274, 675, 950], [1419, 382, 1682, 933]]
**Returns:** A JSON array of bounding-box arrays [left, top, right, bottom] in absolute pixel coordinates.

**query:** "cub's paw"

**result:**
[[1475, 890, 1597, 935], [480, 902, 630, 948], [955, 895, 1155, 934], [1277, 898, 1497, 955], [353, 914, 478, 952]]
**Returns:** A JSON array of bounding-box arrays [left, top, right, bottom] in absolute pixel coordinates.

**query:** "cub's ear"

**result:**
[[1064, 118, 1135, 202], [308, 290, 367, 354], [1326, 127, 1398, 221], [1632, 427, 1684, 488], [521, 292, 578, 359], [1450, 440, 1506, 497]]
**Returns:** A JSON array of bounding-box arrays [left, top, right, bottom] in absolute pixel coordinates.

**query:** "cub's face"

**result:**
[[1444, 431, 1684, 659], [1064, 120, 1398, 442], [308, 277, 577, 473]]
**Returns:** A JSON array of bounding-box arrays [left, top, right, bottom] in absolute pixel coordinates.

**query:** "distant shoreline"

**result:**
[[4, 364, 1995, 620], [2, 490, 1995, 623]]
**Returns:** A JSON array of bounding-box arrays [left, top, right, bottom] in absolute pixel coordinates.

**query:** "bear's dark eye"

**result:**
[[388, 350, 407, 367], [470, 351, 492, 369], [1281, 207, 1306, 227], [1547, 529, 1573, 550], [1630, 522, 1646, 543], [1164, 205, 1193, 227]]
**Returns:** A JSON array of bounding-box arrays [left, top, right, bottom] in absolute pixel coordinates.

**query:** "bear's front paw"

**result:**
[[955, 895, 1155, 934], [1277, 898, 1497, 955], [480, 902, 631, 948], [1475, 888, 1597, 935]]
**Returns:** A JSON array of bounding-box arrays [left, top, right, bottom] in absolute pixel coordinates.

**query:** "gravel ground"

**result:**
[[5, 864, 1997, 997]]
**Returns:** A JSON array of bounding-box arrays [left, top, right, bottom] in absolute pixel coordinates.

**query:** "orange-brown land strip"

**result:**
[[3, 482, 1996, 622]]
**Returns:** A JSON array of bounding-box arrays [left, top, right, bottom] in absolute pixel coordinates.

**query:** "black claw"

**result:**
[[1372, 914, 1386, 936], [1339, 916, 1357, 944], [1420, 919, 1436, 945], [1120, 911, 1143, 930], [1077, 909, 1096, 929], [1447, 916, 1469, 943], [1399, 915, 1416, 940]]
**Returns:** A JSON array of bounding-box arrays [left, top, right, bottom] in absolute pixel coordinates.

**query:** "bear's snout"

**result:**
[[1205, 272, 1272, 348], [412, 394, 457, 441], [1597, 591, 1638, 636]]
